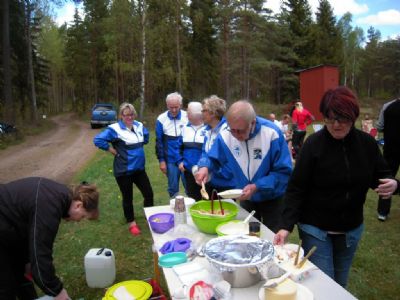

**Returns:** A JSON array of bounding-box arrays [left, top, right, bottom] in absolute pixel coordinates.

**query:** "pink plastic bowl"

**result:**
[[148, 213, 174, 233]]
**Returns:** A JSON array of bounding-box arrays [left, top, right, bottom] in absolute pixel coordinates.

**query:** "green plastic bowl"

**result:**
[[189, 200, 239, 234]]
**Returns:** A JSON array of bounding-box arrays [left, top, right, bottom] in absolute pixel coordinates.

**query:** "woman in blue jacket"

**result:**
[[94, 103, 154, 236]]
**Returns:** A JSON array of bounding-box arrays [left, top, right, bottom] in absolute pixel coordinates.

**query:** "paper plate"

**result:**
[[258, 283, 313, 300], [217, 189, 243, 199], [274, 243, 304, 264], [158, 251, 187, 268], [103, 280, 152, 300]]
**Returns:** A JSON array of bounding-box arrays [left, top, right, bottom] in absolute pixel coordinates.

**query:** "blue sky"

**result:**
[[55, 0, 400, 40]]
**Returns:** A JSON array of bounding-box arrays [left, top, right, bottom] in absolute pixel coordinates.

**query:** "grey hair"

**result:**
[[202, 95, 226, 119], [166, 92, 183, 105], [119, 102, 137, 116], [188, 101, 202, 116], [226, 100, 256, 123]]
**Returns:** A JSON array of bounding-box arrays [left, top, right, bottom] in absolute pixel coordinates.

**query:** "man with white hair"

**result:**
[[156, 92, 188, 197], [195, 100, 292, 232]]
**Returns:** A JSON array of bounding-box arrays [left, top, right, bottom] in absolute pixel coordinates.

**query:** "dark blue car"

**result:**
[[90, 103, 117, 129]]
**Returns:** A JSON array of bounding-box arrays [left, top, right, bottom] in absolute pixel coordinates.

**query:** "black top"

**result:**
[[0, 177, 72, 296], [383, 99, 400, 155], [281, 127, 393, 232]]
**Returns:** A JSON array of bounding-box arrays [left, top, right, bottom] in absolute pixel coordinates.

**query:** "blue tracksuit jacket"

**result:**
[[179, 123, 207, 171], [155, 110, 188, 164], [93, 120, 149, 177], [197, 118, 235, 189], [199, 116, 292, 201]]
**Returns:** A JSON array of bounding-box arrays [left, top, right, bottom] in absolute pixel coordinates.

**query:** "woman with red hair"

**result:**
[[274, 86, 398, 288]]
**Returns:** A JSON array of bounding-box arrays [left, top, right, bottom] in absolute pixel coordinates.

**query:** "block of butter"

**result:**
[[279, 260, 317, 282]]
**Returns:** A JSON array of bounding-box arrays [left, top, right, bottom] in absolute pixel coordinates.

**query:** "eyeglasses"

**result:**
[[324, 117, 351, 124], [122, 113, 134, 118], [201, 109, 209, 113]]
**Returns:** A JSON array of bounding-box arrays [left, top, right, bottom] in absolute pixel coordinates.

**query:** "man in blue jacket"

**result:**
[[195, 100, 292, 232], [156, 92, 188, 197]]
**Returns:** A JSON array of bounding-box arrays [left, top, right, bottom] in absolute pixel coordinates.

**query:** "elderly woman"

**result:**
[[94, 102, 154, 236], [196, 95, 234, 195], [178, 102, 207, 200], [0, 178, 99, 300], [274, 86, 398, 288]]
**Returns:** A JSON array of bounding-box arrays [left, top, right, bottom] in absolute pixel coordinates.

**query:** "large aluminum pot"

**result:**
[[203, 235, 274, 288]]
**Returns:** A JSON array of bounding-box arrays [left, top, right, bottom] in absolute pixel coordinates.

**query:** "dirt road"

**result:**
[[0, 114, 99, 184]]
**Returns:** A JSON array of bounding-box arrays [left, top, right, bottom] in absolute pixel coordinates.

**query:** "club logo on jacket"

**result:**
[[233, 145, 241, 157], [253, 148, 262, 160]]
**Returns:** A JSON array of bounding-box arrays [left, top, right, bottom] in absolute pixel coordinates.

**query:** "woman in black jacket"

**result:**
[[0, 177, 99, 300], [274, 86, 398, 288]]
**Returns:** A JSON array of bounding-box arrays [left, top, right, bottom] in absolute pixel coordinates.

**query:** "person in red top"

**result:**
[[291, 101, 314, 158]]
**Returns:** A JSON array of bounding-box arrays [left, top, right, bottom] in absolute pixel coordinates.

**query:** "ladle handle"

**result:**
[[243, 210, 256, 224]]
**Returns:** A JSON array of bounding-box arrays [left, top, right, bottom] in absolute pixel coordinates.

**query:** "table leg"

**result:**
[[153, 250, 161, 284]]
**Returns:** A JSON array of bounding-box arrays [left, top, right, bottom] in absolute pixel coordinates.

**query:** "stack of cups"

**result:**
[[174, 195, 187, 226]]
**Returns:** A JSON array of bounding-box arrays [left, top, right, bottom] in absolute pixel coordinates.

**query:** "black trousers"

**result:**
[[115, 170, 154, 223], [184, 170, 202, 201], [292, 130, 307, 158], [0, 221, 37, 300], [377, 152, 400, 216], [240, 197, 283, 233]]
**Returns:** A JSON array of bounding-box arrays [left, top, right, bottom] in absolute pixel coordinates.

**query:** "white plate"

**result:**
[[259, 283, 314, 300], [274, 243, 304, 264], [217, 189, 243, 199]]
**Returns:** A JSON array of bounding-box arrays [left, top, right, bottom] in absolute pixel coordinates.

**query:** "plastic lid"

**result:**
[[102, 280, 152, 300], [158, 252, 187, 268]]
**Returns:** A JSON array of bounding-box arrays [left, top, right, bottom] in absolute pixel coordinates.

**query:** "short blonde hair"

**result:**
[[119, 102, 137, 117], [202, 95, 226, 120]]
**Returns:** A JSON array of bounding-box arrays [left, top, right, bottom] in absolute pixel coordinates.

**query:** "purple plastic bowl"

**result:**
[[148, 213, 174, 233]]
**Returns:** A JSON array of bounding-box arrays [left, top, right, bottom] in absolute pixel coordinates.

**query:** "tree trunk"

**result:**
[[175, 2, 182, 94], [222, 10, 230, 103], [139, 0, 146, 120], [25, 0, 38, 123], [2, 0, 14, 123]]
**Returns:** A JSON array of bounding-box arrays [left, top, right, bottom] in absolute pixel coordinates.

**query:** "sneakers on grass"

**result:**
[[377, 214, 387, 222], [129, 223, 141, 235]]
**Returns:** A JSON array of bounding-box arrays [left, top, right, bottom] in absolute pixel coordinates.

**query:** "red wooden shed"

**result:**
[[297, 64, 339, 121]]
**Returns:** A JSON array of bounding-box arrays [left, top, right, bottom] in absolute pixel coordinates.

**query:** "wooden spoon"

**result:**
[[200, 181, 209, 200]]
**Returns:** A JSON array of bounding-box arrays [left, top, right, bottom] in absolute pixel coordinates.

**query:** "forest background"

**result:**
[[1, 0, 400, 126]]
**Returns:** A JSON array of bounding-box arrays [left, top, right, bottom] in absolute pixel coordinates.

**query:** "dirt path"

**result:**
[[0, 114, 99, 184]]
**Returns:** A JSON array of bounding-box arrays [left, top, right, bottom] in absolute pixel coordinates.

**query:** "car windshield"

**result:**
[[94, 106, 113, 111]]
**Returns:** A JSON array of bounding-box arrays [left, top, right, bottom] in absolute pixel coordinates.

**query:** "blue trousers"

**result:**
[[167, 162, 186, 197], [298, 223, 363, 288]]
